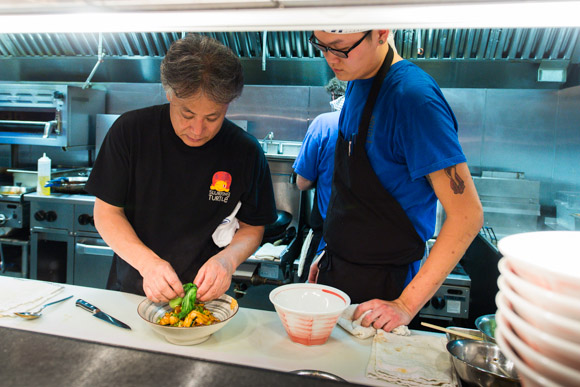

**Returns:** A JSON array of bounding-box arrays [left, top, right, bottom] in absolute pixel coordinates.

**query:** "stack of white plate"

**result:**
[[495, 231, 580, 387]]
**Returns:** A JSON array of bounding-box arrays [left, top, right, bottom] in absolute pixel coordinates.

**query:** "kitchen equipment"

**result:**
[[76, 298, 131, 330], [45, 176, 89, 194], [263, 209, 292, 243], [498, 231, 580, 297], [14, 295, 72, 319], [445, 327, 485, 342], [7, 167, 88, 188], [446, 339, 520, 387], [473, 173, 541, 240], [419, 261, 471, 321], [0, 84, 105, 148], [269, 283, 350, 346], [475, 314, 497, 344], [0, 185, 34, 277], [27, 189, 114, 288], [137, 294, 238, 345], [421, 322, 483, 341]]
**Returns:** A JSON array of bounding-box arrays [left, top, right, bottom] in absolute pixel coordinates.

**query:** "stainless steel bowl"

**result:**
[[447, 339, 520, 387], [476, 314, 497, 344]]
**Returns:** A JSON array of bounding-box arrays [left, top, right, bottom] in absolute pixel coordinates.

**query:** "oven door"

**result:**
[[74, 236, 113, 289]]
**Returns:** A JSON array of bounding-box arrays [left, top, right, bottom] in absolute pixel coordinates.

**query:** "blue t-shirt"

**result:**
[[339, 60, 466, 242], [293, 111, 340, 253]]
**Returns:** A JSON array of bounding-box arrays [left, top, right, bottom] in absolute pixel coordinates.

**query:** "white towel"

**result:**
[[338, 304, 411, 339], [0, 277, 64, 317], [212, 201, 242, 248], [253, 243, 287, 261], [297, 228, 314, 277], [367, 330, 457, 386]]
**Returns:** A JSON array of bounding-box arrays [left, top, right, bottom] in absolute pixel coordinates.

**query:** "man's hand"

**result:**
[[140, 257, 184, 303], [353, 298, 413, 332], [194, 255, 234, 302]]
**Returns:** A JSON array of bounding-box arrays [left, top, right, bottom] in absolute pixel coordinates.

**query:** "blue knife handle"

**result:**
[[75, 299, 99, 314]]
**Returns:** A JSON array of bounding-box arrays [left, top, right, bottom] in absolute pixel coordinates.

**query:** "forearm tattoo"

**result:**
[[444, 165, 465, 194]]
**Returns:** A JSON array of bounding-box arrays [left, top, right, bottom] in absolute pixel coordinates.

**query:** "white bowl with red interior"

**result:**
[[269, 283, 350, 346]]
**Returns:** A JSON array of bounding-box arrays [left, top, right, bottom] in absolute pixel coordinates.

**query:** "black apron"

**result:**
[[319, 48, 425, 304]]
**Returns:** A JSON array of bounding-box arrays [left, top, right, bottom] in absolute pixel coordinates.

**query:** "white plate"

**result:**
[[495, 325, 562, 387], [497, 275, 580, 343], [496, 310, 580, 386], [494, 290, 580, 369], [498, 231, 580, 297], [498, 258, 580, 320]]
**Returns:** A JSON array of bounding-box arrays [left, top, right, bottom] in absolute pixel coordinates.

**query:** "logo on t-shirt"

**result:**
[[209, 171, 232, 203]]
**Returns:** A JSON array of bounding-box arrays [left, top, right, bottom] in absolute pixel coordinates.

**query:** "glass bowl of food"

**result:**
[[137, 292, 238, 345]]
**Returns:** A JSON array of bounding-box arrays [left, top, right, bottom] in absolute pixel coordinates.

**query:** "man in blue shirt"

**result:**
[[307, 29, 484, 332], [293, 78, 345, 264]]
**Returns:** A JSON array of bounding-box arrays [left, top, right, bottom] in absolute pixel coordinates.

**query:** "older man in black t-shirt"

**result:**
[[86, 34, 276, 303]]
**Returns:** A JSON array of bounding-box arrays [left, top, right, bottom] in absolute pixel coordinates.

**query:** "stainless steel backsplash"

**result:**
[[3, 83, 579, 210]]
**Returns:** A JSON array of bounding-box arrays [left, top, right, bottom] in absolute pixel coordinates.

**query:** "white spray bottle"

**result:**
[[37, 153, 51, 196]]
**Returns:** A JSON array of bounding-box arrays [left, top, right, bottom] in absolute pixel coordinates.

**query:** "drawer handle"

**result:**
[[75, 243, 114, 257]]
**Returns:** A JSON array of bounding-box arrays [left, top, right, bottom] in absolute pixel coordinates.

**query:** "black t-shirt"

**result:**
[[85, 104, 277, 295]]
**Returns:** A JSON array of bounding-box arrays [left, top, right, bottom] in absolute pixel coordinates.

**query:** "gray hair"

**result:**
[[161, 34, 244, 104], [324, 77, 347, 99]]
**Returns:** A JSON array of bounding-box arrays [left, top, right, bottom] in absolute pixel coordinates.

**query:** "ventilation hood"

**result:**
[[0, 1, 579, 88]]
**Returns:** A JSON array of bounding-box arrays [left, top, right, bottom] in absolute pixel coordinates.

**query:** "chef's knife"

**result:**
[[75, 299, 131, 330]]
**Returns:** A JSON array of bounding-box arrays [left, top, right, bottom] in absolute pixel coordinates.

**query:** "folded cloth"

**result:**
[[338, 304, 411, 339], [253, 243, 287, 261], [0, 277, 64, 317], [367, 330, 457, 386], [212, 201, 242, 248]]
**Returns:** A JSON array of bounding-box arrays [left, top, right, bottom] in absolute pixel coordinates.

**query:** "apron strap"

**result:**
[[356, 46, 394, 142]]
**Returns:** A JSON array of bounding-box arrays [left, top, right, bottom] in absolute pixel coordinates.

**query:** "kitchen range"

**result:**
[[27, 187, 114, 289]]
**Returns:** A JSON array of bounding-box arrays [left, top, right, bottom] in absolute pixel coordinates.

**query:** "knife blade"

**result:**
[[75, 299, 131, 330]]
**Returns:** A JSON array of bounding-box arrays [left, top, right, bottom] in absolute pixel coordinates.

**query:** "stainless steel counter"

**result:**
[[0, 326, 352, 387]]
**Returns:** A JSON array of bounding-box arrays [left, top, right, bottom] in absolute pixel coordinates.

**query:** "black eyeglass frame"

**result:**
[[309, 30, 372, 58]]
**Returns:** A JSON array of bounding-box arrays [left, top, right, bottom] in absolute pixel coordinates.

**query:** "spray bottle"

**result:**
[[37, 153, 51, 196]]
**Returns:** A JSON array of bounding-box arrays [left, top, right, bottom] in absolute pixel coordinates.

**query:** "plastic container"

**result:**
[[37, 153, 51, 195]]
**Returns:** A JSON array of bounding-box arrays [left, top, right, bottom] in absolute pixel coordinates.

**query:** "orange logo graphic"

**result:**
[[210, 171, 232, 192]]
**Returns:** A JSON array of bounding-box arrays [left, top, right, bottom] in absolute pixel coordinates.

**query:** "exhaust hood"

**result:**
[[0, 1, 579, 88]]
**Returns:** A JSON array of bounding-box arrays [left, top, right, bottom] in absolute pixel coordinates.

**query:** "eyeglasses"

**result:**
[[309, 30, 371, 58]]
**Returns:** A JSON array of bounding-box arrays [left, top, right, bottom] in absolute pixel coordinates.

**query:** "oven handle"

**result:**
[[75, 242, 114, 257], [0, 119, 58, 137]]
